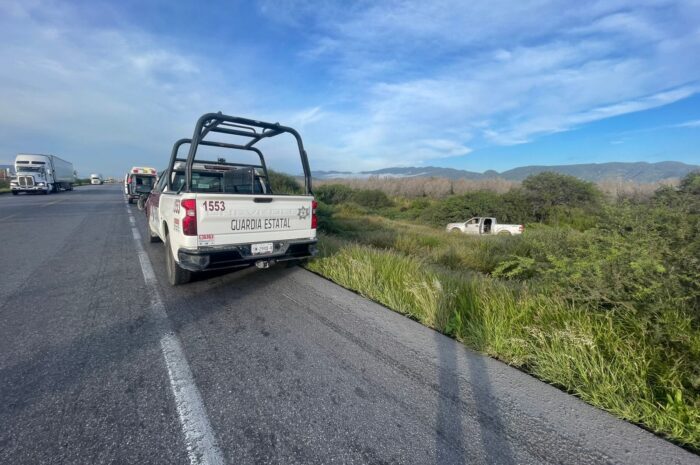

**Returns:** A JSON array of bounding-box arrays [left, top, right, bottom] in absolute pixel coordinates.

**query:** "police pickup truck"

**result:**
[[145, 112, 317, 285]]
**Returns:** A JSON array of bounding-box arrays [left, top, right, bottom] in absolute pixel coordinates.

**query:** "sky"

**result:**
[[0, 0, 699, 177]]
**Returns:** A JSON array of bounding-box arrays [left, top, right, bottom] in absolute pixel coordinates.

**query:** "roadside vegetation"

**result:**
[[0, 179, 9, 193], [298, 170, 700, 450]]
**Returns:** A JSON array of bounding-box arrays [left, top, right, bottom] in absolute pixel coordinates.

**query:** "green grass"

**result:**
[[307, 212, 700, 450]]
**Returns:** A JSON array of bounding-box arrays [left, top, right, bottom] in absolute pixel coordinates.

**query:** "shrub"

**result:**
[[522, 172, 602, 222], [315, 183, 355, 204], [350, 189, 394, 209], [267, 170, 303, 195], [419, 190, 530, 226]]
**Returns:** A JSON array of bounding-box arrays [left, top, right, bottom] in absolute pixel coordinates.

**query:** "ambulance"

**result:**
[[124, 166, 157, 204]]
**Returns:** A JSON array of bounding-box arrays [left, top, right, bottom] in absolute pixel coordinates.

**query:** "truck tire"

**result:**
[[498, 230, 511, 236], [127, 198, 133, 204], [165, 235, 191, 285], [450, 228, 461, 234], [12, 191, 18, 195]]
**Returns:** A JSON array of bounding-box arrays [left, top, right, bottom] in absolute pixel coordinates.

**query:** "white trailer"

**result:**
[[10, 153, 75, 195]]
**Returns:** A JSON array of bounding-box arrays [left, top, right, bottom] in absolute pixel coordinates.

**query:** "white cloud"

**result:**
[[260, 0, 700, 169], [675, 119, 700, 128], [0, 1, 262, 175], [1, 0, 699, 174]]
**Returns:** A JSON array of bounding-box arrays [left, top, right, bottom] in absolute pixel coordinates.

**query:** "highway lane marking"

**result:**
[[125, 203, 225, 465], [0, 213, 18, 221]]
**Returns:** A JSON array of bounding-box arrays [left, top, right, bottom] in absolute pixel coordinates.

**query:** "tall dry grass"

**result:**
[[316, 176, 517, 198]]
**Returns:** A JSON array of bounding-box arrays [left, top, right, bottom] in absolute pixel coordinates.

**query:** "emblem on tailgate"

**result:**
[[297, 206, 309, 220]]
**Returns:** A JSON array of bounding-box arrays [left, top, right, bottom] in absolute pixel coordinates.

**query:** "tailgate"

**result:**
[[194, 194, 315, 246]]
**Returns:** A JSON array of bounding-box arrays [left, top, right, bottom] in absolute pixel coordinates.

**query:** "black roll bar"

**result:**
[[165, 138, 270, 192], [177, 112, 312, 194]]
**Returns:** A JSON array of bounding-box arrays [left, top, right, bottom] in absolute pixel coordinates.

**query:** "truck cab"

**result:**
[[90, 174, 104, 185], [146, 112, 318, 285], [10, 153, 74, 195]]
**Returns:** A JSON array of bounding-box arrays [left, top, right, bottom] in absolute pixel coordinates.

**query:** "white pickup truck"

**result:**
[[446, 217, 524, 235], [146, 112, 318, 285]]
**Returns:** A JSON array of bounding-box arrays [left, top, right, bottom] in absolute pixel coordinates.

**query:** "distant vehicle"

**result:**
[[446, 217, 524, 235], [10, 153, 74, 195], [90, 173, 104, 185], [124, 167, 157, 204], [146, 112, 318, 285]]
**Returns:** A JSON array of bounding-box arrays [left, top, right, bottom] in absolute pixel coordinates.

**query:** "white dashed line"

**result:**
[[125, 203, 225, 465]]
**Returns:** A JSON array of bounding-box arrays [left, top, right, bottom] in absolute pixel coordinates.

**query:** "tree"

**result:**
[[522, 172, 601, 221]]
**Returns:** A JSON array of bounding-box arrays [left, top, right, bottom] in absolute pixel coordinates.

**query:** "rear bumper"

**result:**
[[177, 238, 318, 272]]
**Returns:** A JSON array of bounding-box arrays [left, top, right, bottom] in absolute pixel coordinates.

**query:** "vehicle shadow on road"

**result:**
[[434, 330, 517, 465]]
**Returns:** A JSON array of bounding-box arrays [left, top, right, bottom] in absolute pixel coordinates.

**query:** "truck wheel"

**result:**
[[165, 235, 191, 285], [127, 198, 133, 204], [12, 191, 18, 195], [450, 228, 461, 234], [498, 231, 511, 236]]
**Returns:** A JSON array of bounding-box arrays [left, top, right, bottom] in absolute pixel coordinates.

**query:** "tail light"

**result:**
[[519, 224, 524, 232], [311, 200, 318, 229], [181, 199, 197, 236]]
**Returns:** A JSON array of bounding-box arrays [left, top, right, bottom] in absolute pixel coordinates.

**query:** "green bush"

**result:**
[[267, 170, 303, 195], [419, 190, 530, 226], [522, 172, 602, 222], [350, 189, 394, 209], [315, 184, 355, 204]]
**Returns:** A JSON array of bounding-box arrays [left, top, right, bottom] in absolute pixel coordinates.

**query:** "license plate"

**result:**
[[251, 242, 274, 255]]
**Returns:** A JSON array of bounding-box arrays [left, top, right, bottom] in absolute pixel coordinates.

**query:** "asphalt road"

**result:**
[[0, 185, 698, 465]]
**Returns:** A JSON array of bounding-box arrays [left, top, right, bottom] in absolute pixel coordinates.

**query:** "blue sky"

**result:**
[[0, 0, 699, 176]]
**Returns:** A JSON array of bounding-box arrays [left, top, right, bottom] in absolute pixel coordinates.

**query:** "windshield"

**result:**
[[170, 170, 267, 194], [16, 166, 43, 173]]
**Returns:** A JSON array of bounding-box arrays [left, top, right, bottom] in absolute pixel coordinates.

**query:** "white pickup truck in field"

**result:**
[[145, 112, 318, 285], [446, 217, 524, 235]]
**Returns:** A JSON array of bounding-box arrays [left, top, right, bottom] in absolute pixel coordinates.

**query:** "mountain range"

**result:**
[[313, 161, 699, 183]]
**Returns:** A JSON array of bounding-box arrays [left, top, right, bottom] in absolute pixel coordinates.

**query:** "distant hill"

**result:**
[[313, 161, 699, 183]]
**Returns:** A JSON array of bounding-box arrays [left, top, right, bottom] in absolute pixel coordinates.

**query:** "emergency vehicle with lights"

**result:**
[[145, 112, 318, 285], [124, 166, 158, 204]]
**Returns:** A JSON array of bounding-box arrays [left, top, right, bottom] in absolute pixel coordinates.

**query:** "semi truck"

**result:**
[[90, 174, 104, 185], [10, 153, 75, 195], [146, 112, 318, 285]]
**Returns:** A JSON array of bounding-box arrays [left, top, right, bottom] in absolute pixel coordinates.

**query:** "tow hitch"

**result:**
[[255, 260, 275, 269]]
